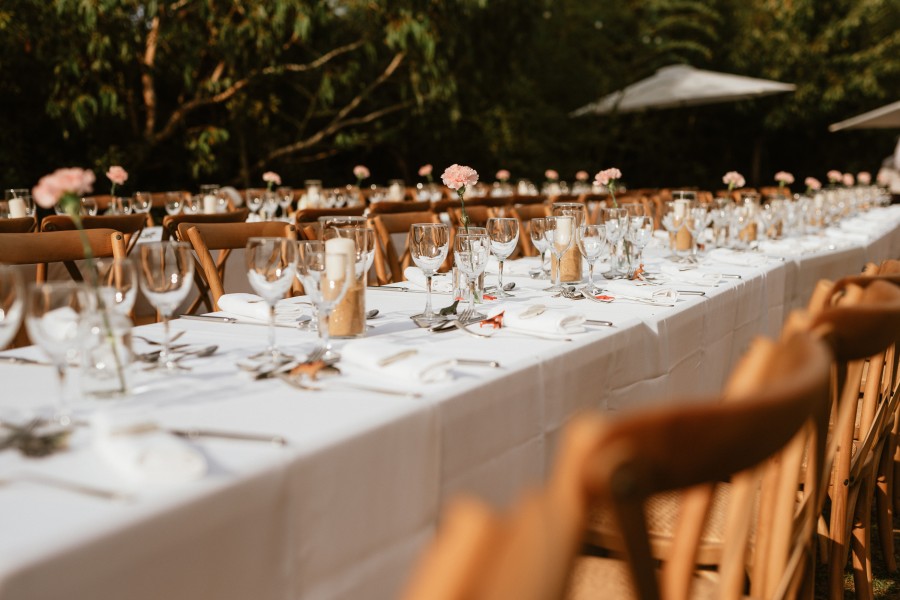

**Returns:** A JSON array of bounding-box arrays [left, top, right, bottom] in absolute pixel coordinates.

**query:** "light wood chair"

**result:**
[[369, 211, 443, 285], [510, 204, 551, 257], [294, 206, 366, 241], [41, 214, 146, 255], [161, 208, 250, 242], [181, 221, 297, 310], [367, 200, 432, 215], [0, 217, 36, 233]]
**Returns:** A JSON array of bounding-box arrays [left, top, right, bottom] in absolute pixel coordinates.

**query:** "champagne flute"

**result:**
[[576, 224, 607, 294], [164, 193, 183, 216], [529, 217, 551, 278], [25, 281, 90, 424], [542, 215, 573, 292], [485, 217, 519, 297], [139, 242, 194, 371], [246, 237, 298, 364], [297, 250, 353, 360], [409, 223, 450, 324], [0, 266, 24, 350], [454, 232, 490, 320]]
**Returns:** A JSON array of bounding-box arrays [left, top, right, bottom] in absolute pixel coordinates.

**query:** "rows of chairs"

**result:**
[[402, 259, 900, 600]]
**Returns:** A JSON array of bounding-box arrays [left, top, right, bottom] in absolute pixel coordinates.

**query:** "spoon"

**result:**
[[366, 309, 379, 319]]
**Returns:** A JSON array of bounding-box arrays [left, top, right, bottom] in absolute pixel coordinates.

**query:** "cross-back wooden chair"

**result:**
[[447, 204, 496, 230], [181, 221, 297, 310], [41, 213, 146, 255], [510, 204, 551, 257], [367, 200, 432, 215], [81, 194, 114, 211], [0, 217, 36, 233], [369, 211, 443, 285], [295, 206, 366, 241], [161, 208, 250, 242], [511, 194, 549, 206]]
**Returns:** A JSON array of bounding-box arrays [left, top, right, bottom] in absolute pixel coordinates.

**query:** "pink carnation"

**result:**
[[32, 167, 95, 209], [877, 169, 891, 187], [442, 164, 479, 191], [774, 171, 794, 185], [857, 171, 871, 185], [804, 177, 822, 191], [722, 171, 745, 189], [575, 170, 589, 182], [594, 167, 622, 187], [842, 173, 854, 187], [418, 164, 433, 177], [827, 170, 842, 183], [106, 165, 128, 186], [262, 171, 282, 185], [353, 165, 370, 180], [544, 169, 559, 181], [495, 169, 510, 182]]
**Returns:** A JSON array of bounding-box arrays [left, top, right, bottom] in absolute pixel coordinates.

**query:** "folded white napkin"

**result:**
[[403, 267, 454, 293], [659, 263, 721, 286], [341, 337, 452, 383], [93, 415, 207, 485], [603, 280, 678, 302], [217, 293, 308, 325], [706, 248, 769, 267], [487, 304, 585, 334]]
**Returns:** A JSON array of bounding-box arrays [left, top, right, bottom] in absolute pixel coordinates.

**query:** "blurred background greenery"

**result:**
[[0, 0, 898, 191]]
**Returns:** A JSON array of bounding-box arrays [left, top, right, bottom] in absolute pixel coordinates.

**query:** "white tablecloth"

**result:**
[[1, 206, 899, 600]]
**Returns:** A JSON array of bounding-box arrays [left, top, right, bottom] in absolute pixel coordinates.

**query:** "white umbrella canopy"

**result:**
[[829, 100, 900, 132], [571, 64, 796, 117]]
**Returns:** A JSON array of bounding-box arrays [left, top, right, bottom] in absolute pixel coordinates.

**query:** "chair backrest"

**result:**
[[41, 214, 146, 255], [369, 211, 442, 285], [448, 205, 495, 229], [367, 200, 432, 215], [0, 217, 36, 233], [182, 221, 297, 309], [0, 228, 126, 286], [161, 209, 250, 241], [510, 205, 551, 257]]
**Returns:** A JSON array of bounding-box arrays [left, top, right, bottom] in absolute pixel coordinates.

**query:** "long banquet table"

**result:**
[[2, 206, 900, 600]]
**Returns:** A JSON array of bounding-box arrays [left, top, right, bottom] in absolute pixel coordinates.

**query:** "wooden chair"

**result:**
[[510, 204, 551, 257], [181, 221, 297, 310], [447, 204, 496, 229], [510, 194, 549, 206], [0, 217, 36, 233], [161, 208, 250, 242], [367, 200, 432, 215], [81, 194, 114, 211], [41, 214, 146, 255], [369, 211, 443, 285]]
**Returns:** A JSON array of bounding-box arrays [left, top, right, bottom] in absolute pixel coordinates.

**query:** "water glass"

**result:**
[[409, 223, 450, 323], [245, 237, 298, 363], [627, 216, 653, 270], [485, 217, 519, 297], [543, 215, 574, 291], [139, 242, 194, 370], [454, 232, 491, 320], [164, 193, 183, 216], [599, 208, 627, 277], [297, 250, 352, 360], [529, 217, 551, 279], [576, 224, 607, 293]]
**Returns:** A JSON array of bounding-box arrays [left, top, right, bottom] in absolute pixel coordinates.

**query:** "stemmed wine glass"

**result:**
[[627, 216, 653, 271], [94, 258, 138, 317], [0, 266, 24, 350], [409, 223, 450, 324], [296, 249, 353, 360], [133, 192, 153, 219], [529, 217, 551, 279], [576, 224, 607, 294], [81, 197, 98, 216], [296, 240, 325, 332], [246, 237, 298, 364], [277, 187, 293, 220], [454, 232, 490, 320], [542, 215, 574, 292], [485, 217, 519, 297], [600, 207, 627, 278], [687, 207, 709, 258], [246, 191, 263, 220], [139, 242, 194, 371], [164, 193, 182, 216], [262, 192, 279, 221], [25, 281, 90, 424]]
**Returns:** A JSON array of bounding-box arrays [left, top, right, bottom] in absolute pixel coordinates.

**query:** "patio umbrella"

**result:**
[[571, 64, 796, 117], [829, 100, 900, 132]]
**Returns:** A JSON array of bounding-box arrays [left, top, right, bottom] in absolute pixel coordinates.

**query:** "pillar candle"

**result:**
[[325, 238, 355, 280], [202, 194, 217, 214], [8, 198, 27, 218]]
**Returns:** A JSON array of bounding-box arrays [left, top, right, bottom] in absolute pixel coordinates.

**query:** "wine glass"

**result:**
[[409, 223, 450, 324], [277, 187, 293, 219], [576, 224, 607, 294], [485, 217, 519, 297], [543, 215, 574, 292], [109, 196, 132, 215], [627, 216, 653, 270], [26, 281, 90, 424], [81, 197, 98, 216], [139, 242, 195, 371], [529, 217, 551, 278], [133, 192, 153, 217], [687, 206, 709, 258], [599, 207, 627, 277], [246, 190, 263, 220], [246, 237, 298, 364], [296, 240, 325, 332], [662, 200, 694, 260], [296, 250, 352, 360], [262, 192, 279, 221], [0, 266, 24, 350], [454, 232, 491, 320], [185, 195, 202, 214], [94, 258, 138, 317], [164, 193, 183, 216]]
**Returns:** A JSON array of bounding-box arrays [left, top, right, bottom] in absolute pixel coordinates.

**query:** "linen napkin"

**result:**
[[93, 415, 207, 485], [217, 293, 308, 325], [706, 248, 769, 267], [602, 280, 678, 303], [486, 304, 585, 334], [659, 263, 721, 287], [403, 267, 454, 293], [341, 337, 453, 383]]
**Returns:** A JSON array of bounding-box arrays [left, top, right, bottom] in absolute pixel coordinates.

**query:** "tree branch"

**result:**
[[141, 15, 161, 137]]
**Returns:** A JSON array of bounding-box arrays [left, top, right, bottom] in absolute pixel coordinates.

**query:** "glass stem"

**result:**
[[424, 272, 433, 318], [588, 262, 595, 291], [498, 261, 504, 293], [268, 304, 277, 358], [161, 314, 171, 367], [319, 309, 332, 353], [554, 254, 562, 288], [468, 280, 477, 316], [55, 365, 70, 425], [540, 250, 547, 273]]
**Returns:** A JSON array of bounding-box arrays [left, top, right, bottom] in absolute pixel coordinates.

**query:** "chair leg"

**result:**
[[876, 438, 897, 573], [850, 479, 874, 600], [828, 491, 850, 600]]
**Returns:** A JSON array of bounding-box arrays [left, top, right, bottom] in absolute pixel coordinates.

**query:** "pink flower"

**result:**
[[827, 170, 842, 183], [544, 169, 559, 181], [262, 171, 282, 186], [804, 177, 822, 191], [877, 169, 891, 187], [594, 167, 622, 187], [857, 171, 871, 185], [353, 165, 370, 180], [418, 164, 433, 177], [32, 168, 95, 208], [495, 169, 510, 182], [442, 164, 479, 191], [774, 171, 794, 185], [575, 170, 589, 182], [106, 166, 128, 186], [842, 172, 854, 187], [722, 171, 745, 189]]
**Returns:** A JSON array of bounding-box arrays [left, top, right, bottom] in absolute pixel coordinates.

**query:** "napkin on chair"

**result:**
[[659, 263, 721, 286], [93, 414, 207, 485], [217, 293, 308, 325], [487, 304, 586, 334], [603, 280, 678, 302], [403, 267, 454, 293], [706, 248, 769, 267], [341, 337, 453, 383]]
